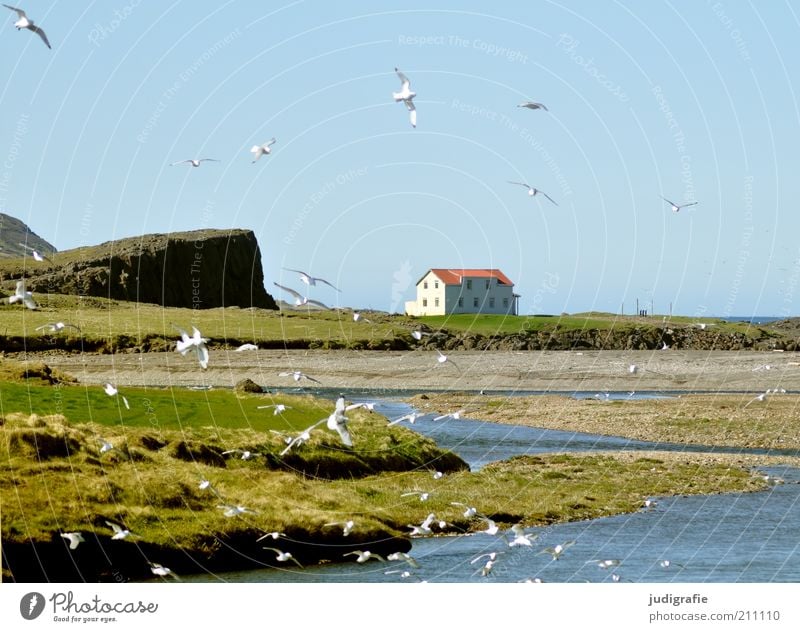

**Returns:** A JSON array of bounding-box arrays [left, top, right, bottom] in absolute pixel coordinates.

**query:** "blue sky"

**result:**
[[1, 1, 799, 316]]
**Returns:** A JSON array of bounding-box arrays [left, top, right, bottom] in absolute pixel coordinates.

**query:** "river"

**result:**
[[183, 393, 800, 583]]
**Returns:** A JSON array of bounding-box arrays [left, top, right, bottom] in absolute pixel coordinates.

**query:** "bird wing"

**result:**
[[661, 197, 677, 207], [3, 4, 24, 17], [334, 422, 353, 447], [305, 299, 331, 310], [195, 343, 210, 369], [199, 158, 219, 162], [395, 67, 411, 88], [539, 190, 559, 206], [408, 104, 417, 128], [30, 24, 50, 48], [266, 138, 276, 147], [682, 202, 699, 208], [273, 282, 305, 301], [22, 295, 37, 310], [170, 159, 192, 166], [34, 323, 53, 331], [315, 277, 340, 292], [507, 180, 531, 189]]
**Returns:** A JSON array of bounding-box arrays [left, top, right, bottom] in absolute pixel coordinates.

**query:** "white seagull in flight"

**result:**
[[272, 282, 330, 309], [103, 383, 129, 410], [392, 67, 417, 128], [517, 101, 548, 111], [326, 394, 353, 447], [3, 5, 50, 48], [8, 279, 37, 309], [282, 269, 340, 292], [60, 532, 85, 550], [263, 547, 304, 567], [508, 181, 558, 205], [19, 242, 53, 262], [170, 158, 219, 167], [662, 197, 698, 213], [251, 138, 276, 162], [435, 349, 459, 371], [278, 369, 321, 384], [174, 325, 210, 369], [35, 321, 81, 334]]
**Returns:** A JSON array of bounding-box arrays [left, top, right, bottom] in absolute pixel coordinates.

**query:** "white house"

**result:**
[[404, 268, 519, 316]]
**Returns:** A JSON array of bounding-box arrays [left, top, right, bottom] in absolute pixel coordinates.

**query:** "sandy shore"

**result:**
[[28, 348, 800, 392]]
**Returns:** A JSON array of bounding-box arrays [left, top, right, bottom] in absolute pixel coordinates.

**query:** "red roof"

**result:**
[[426, 269, 514, 286]]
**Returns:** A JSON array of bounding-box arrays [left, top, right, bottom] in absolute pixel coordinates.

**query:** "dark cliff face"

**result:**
[[22, 229, 277, 309]]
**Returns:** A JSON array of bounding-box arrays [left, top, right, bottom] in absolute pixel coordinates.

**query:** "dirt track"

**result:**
[[27, 348, 800, 393]]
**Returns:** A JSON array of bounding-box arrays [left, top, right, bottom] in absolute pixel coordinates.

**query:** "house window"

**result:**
[[503, 297, 509, 308], [423, 281, 428, 289], [458, 297, 464, 307], [473, 297, 479, 308], [489, 297, 495, 308], [466, 280, 472, 290], [485, 279, 490, 290], [434, 281, 439, 289], [435, 297, 439, 307], [422, 298, 427, 307]]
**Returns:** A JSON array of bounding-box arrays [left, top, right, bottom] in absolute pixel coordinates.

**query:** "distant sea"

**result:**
[[715, 315, 785, 325]]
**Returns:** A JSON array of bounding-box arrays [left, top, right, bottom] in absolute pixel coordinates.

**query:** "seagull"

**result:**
[[273, 282, 331, 309], [346, 401, 377, 413], [593, 559, 622, 570], [103, 383, 129, 410], [387, 411, 423, 426], [7, 279, 37, 309], [659, 559, 685, 569], [433, 410, 465, 421], [105, 520, 135, 540], [262, 547, 303, 567], [392, 67, 417, 128], [477, 515, 499, 536], [541, 540, 576, 561], [401, 490, 430, 502], [251, 138, 276, 162], [19, 242, 53, 262], [643, 498, 658, 510], [60, 532, 85, 550], [281, 269, 341, 292], [411, 329, 431, 341], [408, 513, 445, 536], [217, 503, 257, 517], [256, 531, 286, 542], [384, 569, 414, 579], [235, 343, 259, 351], [173, 325, 210, 369], [662, 197, 698, 213], [149, 563, 179, 579], [507, 524, 538, 547], [326, 394, 353, 447], [507, 181, 558, 205], [278, 370, 321, 384], [435, 349, 459, 371], [471, 552, 499, 577], [353, 312, 371, 323], [450, 502, 477, 519], [99, 438, 114, 454], [432, 471, 444, 479], [280, 418, 327, 456], [324, 520, 355, 536], [517, 101, 548, 111], [3, 5, 50, 48], [170, 158, 219, 167], [198, 478, 222, 497], [743, 388, 784, 408], [222, 449, 261, 460], [344, 550, 387, 564], [257, 403, 291, 415], [35, 321, 81, 334], [387, 552, 420, 568], [628, 364, 638, 374]]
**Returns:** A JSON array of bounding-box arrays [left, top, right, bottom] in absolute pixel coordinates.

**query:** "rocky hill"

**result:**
[[0, 213, 57, 259], [0, 227, 277, 310]]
